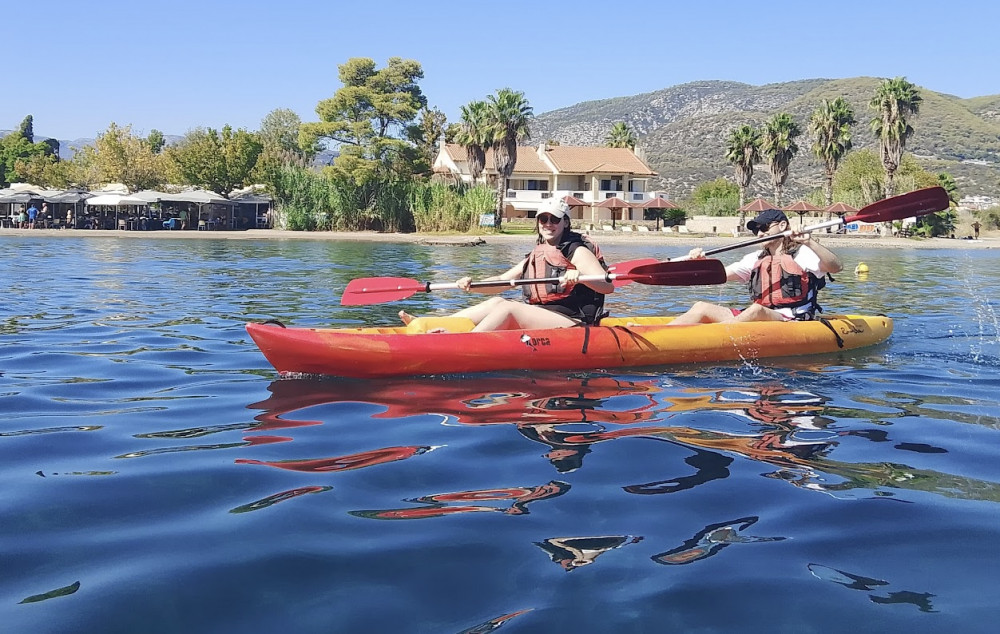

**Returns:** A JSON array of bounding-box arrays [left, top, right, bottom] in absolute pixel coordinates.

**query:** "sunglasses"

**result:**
[[537, 214, 563, 224]]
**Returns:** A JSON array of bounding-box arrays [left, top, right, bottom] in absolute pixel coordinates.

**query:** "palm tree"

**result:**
[[725, 124, 761, 210], [455, 100, 489, 184], [485, 88, 533, 228], [869, 77, 922, 198], [760, 113, 801, 206], [809, 98, 855, 207], [605, 122, 638, 149]]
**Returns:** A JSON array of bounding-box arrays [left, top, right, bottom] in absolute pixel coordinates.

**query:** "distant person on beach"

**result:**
[[180, 209, 189, 230], [17, 206, 27, 228], [399, 198, 614, 332], [669, 208, 843, 325], [66, 207, 74, 229], [27, 204, 38, 229], [973, 221, 981, 239]]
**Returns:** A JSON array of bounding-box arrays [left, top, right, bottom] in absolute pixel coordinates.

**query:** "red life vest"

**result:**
[[521, 232, 607, 323], [747, 248, 826, 315]]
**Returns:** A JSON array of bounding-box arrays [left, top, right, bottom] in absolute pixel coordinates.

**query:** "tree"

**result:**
[[407, 106, 447, 177], [724, 124, 761, 226], [18, 115, 34, 143], [0, 131, 49, 186], [760, 113, 800, 206], [485, 88, 533, 227], [259, 109, 304, 156], [85, 122, 166, 192], [147, 129, 165, 154], [299, 57, 427, 184], [14, 153, 66, 188], [938, 172, 959, 204], [605, 122, 638, 149], [869, 77, 922, 198], [809, 98, 855, 207], [165, 125, 262, 196], [455, 100, 489, 184], [831, 149, 884, 208], [689, 177, 739, 216]]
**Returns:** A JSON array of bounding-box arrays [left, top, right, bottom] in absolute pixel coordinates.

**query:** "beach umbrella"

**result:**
[[85, 193, 150, 229], [642, 197, 680, 230], [596, 196, 633, 229], [559, 195, 588, 223], [825, 202, 858, 214], [783, 200, 824, 228], [162, 190, 236, 229], [824, 202, 859, 232], [737, 197, 778, 231]]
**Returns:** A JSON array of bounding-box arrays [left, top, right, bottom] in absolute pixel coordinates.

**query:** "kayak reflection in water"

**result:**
[[399, 198, 613, 332], [535, 535, 643, 571], [652, 516, 784, 565]]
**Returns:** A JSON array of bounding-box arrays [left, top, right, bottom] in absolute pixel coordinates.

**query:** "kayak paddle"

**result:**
[[672, 186, 951, 261], [340, 259, 726, 306]]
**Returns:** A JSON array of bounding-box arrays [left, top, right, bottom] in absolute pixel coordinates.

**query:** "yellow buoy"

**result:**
[[854, 262, 869, 275]]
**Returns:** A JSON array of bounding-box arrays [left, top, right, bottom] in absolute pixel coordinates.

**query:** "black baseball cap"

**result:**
[[747, 209, 788, 233]]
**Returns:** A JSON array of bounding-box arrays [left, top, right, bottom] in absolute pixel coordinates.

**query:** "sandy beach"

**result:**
[[1, 226, 996, 251]]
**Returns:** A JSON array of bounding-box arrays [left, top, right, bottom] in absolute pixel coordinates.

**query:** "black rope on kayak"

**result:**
[[262, 319, 286, 328], [606, 325, 652, 362], [817, 317, 845, 348], [581, 325, 591, 354]]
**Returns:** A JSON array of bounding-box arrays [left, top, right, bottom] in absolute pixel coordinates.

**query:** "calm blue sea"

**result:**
[[2, 234, 998, 633]]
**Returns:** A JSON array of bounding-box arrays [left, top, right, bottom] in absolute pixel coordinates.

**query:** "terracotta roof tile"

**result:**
[[544, 146, 657, 176], [441, 144, 656, 177]]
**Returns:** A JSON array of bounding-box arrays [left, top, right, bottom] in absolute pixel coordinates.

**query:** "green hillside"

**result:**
[[529, 78, 1000, 199]]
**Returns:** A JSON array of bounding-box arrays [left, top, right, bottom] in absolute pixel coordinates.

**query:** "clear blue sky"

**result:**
[[8, 0, 999, 140]]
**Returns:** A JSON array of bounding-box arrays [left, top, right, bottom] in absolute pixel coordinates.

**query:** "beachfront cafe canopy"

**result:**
[[159, 190, 237, 230]]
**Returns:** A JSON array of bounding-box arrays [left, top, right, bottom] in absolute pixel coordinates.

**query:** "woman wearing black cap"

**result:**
[[670, 208, 843, 325], [399, 198, 614, 332]]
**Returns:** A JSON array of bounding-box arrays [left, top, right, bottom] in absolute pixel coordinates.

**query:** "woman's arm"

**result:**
[[569, 248, 614, 294]]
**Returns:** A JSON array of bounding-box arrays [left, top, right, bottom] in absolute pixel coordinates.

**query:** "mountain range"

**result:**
[[529, 77, 1000, 199], [6, 77, 998, 197]]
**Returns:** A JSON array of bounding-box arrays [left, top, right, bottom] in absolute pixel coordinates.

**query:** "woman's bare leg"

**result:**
[[398, 310, 415, 325], [733, 304, 784, 322], [669, 301, 737, 325], [474, 303, 577, 332]]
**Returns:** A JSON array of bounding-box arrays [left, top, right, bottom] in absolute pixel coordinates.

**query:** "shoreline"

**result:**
[[0, 226, 995, 250]]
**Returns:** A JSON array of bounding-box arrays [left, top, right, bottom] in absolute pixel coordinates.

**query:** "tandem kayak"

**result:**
[[245, 314, 893, 379]]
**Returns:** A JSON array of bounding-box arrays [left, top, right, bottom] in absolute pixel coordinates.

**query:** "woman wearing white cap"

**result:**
[[670, 208, 843, 325], [399, 198, 614, 332]]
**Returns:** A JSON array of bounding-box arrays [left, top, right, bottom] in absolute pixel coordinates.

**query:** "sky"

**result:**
[[7, 0, 1000, 141]]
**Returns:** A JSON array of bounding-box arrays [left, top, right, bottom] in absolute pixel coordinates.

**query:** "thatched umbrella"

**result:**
[[783, 200, 824, 228], [596, 197, 632, 229], [737, 197, 778, 233], [825, 202, 858, 233], [642, 197, 680, 230], [561, 195, 588, 223]]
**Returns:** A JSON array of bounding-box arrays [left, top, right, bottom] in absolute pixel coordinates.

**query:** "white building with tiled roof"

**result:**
[[433, 142, 659, 224]]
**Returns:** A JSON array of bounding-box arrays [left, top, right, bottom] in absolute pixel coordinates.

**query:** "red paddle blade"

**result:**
[[627, 259, 727, 286], [341, 277, 426, 306], [849, 187, 949, 224], [607, 257, 659, 287]]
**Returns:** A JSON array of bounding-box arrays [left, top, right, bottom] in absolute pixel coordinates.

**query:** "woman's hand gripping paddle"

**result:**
[[671, 186, 951, 261]]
